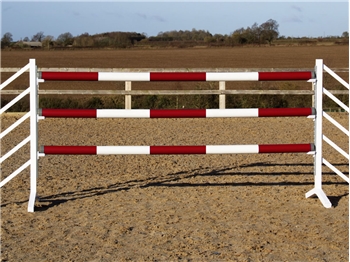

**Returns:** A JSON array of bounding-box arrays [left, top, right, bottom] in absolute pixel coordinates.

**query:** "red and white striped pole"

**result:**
[[39, 71, 315, 82], [40, 144, 315, 155], [39, 108, 315, 118]]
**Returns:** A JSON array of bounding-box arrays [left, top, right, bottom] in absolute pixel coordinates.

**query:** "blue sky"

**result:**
[[1, 1, 349, 41]]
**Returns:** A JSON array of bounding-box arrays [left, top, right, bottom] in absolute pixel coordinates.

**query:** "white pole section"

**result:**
[[206, 145, 259, 154], [97, 146, 150, 155], [98, 72, 150, 81], [96, 109, 150, 118], [206, 109, 258, 118], [206, 72, 259, 81]]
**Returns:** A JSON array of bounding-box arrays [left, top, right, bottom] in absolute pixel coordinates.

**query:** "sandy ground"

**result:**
[[1, 113, 348, 261]]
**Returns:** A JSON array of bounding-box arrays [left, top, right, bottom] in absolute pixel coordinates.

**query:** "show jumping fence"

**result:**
[[0, 59, 349, 212]]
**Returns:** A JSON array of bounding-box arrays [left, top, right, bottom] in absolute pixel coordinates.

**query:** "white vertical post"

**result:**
[[305, 59, 332, 208], [348, 3, 350, 230], [314, 59, 323, 190], [219, 81, 226, 109], [28, 59, 38, 212], [125, 81, 131, 109], [311, 81, 315, 108]]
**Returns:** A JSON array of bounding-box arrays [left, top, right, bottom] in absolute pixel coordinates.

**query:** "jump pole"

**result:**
[[39, 108, 315, 118], [40, 144, 315, 155], [39, 71, 315, 82]]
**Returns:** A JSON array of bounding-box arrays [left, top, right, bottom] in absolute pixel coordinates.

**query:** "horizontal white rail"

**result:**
[[0, 159, 31, 187], [0, 112, 30, 139]]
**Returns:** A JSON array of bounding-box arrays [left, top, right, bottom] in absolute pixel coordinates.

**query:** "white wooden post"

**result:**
[[305, 59, 332, 208], [311, 80, 315, 108], [28, 59, 39, 212], [125, 81, 132, 109], [219, 81, 226, 109]]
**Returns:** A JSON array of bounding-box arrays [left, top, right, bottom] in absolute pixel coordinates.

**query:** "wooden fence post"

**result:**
[[219, 81, 226, 109], [125, 81, 131, 109]]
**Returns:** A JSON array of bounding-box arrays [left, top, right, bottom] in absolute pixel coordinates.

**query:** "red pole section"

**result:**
[[258, 108, 315, 117], [150, 109, 206, 118], [258, 71, 313, 81], [150, 146, 206, 154], [41, 146, 97, 154], [41, 72, 99, 81], [259, 144, 314, 153], [150, 72, 206, 81], [40, 109, 97, 118]]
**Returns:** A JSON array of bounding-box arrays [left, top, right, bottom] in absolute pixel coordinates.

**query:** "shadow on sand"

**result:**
[[1, 162, 348, 211]]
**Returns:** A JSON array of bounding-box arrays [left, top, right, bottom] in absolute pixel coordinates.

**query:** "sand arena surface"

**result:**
[[1, 46, 349, 260], [1, 113, 348, 261]]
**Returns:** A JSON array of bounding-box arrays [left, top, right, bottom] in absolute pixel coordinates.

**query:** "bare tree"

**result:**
[[231, 27, 248, 45], [32, 31, 45, 42], [57, 32, 74, 46], [42, 35, 55, 49], [250, 22, 262, 45], [1, 32, 13, 47], [260, 19, 279, 45]]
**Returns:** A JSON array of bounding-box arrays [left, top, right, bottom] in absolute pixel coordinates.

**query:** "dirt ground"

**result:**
[[1, 46, 348, 68], [0, 112, 348, 261]]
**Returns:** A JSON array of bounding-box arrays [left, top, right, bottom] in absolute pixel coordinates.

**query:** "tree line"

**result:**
[[153, 19, 280, 46], [1, 19, 349, 49]]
